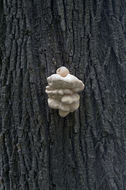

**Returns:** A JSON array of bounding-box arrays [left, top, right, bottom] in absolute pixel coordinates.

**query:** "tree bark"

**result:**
[[0, 0, 126, 190]]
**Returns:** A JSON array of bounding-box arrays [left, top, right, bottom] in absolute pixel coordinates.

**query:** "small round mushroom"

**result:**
[[56, 66, 69, 77]]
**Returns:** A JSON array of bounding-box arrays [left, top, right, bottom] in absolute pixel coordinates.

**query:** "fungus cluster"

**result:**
[[46, 67, 84, 117]]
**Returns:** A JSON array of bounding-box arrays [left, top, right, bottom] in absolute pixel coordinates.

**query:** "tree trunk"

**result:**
[[0, 0, 126, 189]]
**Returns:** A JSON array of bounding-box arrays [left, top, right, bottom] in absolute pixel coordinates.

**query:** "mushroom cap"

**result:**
[[48, 98, 80, 112], [56, 66, 69, 77], [46, 86, 73, 95], [61, 94, 80, 104], [47, 73, 84, 92], [59, 110, 69, 117]]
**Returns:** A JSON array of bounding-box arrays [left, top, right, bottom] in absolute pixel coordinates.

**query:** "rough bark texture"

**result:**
[[0, 0, 126, 190]]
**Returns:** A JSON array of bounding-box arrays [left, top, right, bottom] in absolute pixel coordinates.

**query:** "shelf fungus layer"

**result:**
[[46, 67, 85, 117]]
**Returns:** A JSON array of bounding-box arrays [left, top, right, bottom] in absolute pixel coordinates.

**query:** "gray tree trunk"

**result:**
[[0, 0, 126, 190]]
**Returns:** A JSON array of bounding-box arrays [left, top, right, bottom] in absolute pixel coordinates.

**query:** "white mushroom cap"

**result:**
[[46, 87, 73, 95], [48, 98, 70, 112], [61, 94, 80, 104], [70, 101, 80, 112], [47, 73, 84, 92], [59, 110, 69, 117], [48, 98, 80, 112], [56, 66, 69, 77]]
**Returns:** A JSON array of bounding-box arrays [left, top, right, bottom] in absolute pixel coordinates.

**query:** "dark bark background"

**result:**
[[0, 0, 126, 189]]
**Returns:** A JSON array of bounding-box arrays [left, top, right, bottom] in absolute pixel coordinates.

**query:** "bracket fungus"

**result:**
[[46, 66, 85, 117]]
